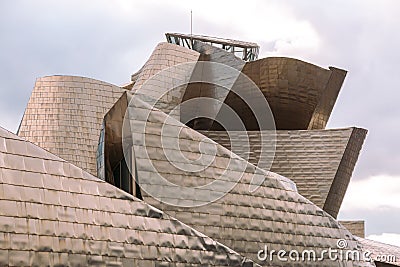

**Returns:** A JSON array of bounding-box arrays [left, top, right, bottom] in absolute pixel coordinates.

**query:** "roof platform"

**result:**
[[166, 32, 259, 61]]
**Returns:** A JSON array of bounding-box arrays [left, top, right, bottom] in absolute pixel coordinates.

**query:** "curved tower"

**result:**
[[18, 75, 125, 175]]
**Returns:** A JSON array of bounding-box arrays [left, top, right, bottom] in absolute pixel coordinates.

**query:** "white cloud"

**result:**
[[164, 0, 321, 57], [341, 175, 400, 211], [264, 22, 320, 58], [367, 233, 400, 247]]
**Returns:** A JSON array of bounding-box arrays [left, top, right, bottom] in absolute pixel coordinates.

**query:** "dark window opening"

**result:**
[[112, 157, 131, 194]]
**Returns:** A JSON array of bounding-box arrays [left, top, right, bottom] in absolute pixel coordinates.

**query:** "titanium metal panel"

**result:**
[[17, 75, 125, 176], [240, 58, 346, 130], [357, 237, 400, 266], [123, 94, 372, 266], [200, 128, 367, 218], [0, 126, 257, 266], [131, 42, 200, 93], [340, 221, 365, 238]]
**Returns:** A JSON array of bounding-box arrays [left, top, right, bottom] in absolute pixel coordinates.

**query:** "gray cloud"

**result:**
[[0, 1, 203, 131], [0, 0, 239, 132], [340, 206, 400, 236], [262, 0, 400, 179]]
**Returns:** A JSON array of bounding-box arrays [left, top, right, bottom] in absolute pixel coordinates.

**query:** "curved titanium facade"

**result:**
[[200, 128, 367, 218], [162, 54, 345, 132], [340, 221, 365, 238], [121, 94, 369, 266], [0, 127, 257, 266], [240, 57, 346, 130], [17, 75, 125, 176], [130, 42, 200, 121], [132, 42, 200, 93]]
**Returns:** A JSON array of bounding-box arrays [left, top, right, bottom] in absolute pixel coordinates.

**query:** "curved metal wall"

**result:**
[[0, 126, 257, 266], [123, 96, 370, 266], [239, 57, 346, 130], [200, 128, 367, 218], [132, 42, 200, 94], [18, 75, 125, 176]]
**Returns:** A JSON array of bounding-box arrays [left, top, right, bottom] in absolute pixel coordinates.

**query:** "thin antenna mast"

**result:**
[[190, 10, 193, 48]]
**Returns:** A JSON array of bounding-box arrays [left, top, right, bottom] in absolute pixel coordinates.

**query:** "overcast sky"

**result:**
[[0, 0, 399, 246]]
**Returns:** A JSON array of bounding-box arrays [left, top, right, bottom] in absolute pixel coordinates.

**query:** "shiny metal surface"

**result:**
[[200, 128, 367, 218], [0, 126, 258, 266], [357, 237, 400, 266], [131, 42, 200, 92], [121, 94, 371, 266], [17, 75, 125, 176], [240, 58, 346, 130], [340, 221, 365, 238]]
